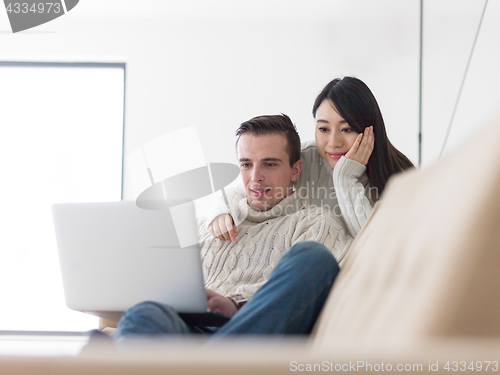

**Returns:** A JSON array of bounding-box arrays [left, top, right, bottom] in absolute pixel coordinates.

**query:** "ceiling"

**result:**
[[70, 0, 419, 21], [69, 0, 487, 21]]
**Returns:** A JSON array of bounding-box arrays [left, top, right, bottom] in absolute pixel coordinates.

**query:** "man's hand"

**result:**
[[206, 289, 238, 317], [345, 126, 374, 166], [208, 213, 237, 242]]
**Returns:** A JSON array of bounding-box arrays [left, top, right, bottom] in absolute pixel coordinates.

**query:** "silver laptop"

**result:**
[[52, 200, 229, 325]]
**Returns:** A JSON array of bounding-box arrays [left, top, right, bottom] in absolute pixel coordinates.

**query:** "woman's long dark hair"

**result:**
[[312, 77, 414, 199]]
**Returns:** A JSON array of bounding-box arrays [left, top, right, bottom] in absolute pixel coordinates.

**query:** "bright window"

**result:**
[[0, 62, 124, 332]]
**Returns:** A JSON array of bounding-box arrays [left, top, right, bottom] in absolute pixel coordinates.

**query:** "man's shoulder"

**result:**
[[295, 204, 335, 217], [292, 204, 345, 228], [285, 203, 333, 220]]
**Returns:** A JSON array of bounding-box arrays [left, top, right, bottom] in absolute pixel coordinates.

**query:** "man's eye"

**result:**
[[240, 163, 251, 168], [266, 163, 276, 167]]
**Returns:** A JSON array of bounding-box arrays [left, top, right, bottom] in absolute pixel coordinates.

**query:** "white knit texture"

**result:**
[[199, 193, 353, 299]]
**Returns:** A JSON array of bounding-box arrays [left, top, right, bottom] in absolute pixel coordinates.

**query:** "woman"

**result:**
[[207, 76, 414, 240]]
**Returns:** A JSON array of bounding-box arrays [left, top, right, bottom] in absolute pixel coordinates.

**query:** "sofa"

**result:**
[[2, 115, 500, 374]]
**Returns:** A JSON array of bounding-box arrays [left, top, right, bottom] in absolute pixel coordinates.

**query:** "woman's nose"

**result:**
[[327, 131, 343, 149]]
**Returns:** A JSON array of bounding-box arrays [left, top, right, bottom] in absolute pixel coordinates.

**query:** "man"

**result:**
[[114, 114, 352, 338]]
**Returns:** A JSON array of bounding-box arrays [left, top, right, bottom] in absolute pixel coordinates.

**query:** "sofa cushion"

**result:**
[[312, 115, 500, 348]]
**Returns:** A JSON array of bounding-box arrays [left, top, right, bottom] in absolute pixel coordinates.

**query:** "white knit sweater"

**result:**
[[205, 140, 375, 238], [199, 193, 353, 299]]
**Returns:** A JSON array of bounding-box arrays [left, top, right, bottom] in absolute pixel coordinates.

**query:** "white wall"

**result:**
[[0, 0, 420, 202], [422, 0, 500, 166], [2, 0, 498, 187]]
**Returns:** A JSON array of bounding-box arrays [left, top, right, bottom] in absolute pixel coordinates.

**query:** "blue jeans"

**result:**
[[114, 241, 339, 339]]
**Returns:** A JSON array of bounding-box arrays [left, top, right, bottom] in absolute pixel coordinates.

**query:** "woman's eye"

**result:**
[[341, 128, 352, 133], [318, 127, 328, 133]]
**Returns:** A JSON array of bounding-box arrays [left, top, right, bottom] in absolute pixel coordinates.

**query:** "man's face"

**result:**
[[237, 133, 302, 211]]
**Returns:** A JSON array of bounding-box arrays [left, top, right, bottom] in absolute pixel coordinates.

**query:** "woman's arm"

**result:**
[[333, 156, 374, 237], [205, 180, 246, 241], [333, 127, 375, 237]]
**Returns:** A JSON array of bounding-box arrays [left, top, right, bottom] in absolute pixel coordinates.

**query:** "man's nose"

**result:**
[[251, 166, 264, 182]]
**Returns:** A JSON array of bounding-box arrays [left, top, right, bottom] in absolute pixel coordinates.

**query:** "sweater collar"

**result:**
[[238, 193, 304, 223]]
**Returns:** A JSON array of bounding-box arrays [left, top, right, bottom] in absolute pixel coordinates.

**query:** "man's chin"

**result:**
[[249, 200, 273, 212]]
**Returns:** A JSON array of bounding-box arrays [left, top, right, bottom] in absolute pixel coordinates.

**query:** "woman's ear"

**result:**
[[291, 159, 303, 182]]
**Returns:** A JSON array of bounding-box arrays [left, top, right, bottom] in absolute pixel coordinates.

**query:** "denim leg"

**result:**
[[211, 241, 339, 338], [114, 301, 193, 339]]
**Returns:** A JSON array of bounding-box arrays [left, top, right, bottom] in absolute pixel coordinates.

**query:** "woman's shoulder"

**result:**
[[300, 140, 319, 162], [301, 140, 317, 153], [296, 139, 332, 187]]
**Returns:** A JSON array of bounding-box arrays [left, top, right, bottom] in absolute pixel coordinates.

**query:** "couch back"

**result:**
[[312, 116, 500, 349]]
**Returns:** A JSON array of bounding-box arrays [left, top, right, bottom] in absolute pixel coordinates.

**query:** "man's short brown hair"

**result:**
[[235, 114, 301, 167]]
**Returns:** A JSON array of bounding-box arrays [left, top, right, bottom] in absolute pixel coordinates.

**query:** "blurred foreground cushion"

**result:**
[[313, 115, 500, 349]]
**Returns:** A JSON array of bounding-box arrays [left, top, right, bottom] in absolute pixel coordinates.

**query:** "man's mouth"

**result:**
[[250, 187, 271, 197]]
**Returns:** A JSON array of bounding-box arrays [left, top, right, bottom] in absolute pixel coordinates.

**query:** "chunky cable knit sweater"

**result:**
[[199, 193, 353, 299], [205, 140, 375, 239]]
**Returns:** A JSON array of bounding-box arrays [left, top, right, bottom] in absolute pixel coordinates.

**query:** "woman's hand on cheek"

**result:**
[[345, 126, 374, 166]]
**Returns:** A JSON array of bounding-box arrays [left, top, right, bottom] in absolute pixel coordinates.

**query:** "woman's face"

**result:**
[[315, 99, 360, 169]]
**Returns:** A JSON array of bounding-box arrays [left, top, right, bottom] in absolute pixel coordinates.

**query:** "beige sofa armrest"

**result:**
[[1, 339, 500, 375]]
